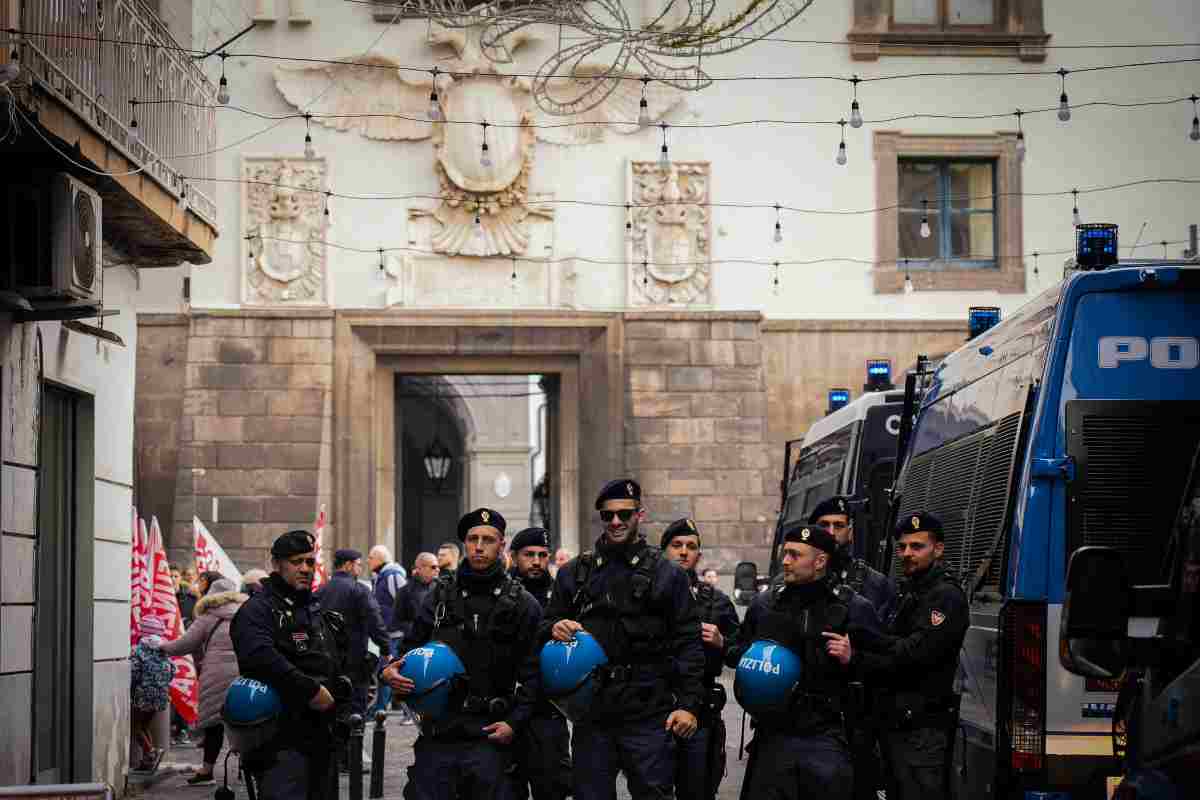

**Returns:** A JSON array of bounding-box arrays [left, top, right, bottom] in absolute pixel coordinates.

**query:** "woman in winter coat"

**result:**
[[158, 576, 247, 785]]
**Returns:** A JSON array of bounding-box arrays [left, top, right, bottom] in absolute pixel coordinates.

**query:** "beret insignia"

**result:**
[[627, 482, 634, 496], [801, 528, 811, 541], [911, 515, 921, 530], [481, 510, 490, 523], [686, 519, 696, 531]]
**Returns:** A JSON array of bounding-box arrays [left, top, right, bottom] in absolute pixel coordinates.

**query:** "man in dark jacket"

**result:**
[[661, 517, 739, 800], [541, 479, 705, 800], [390, 552, 439, 725], [810, 496, 897, 622], [315, 549, 389, 728], [508, 527, 570, 800], [382, 509, 544, 800], [230, 530, 350, 800]]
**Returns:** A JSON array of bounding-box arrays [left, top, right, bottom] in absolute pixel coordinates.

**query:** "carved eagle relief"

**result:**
[[273, 21, 685, 256]]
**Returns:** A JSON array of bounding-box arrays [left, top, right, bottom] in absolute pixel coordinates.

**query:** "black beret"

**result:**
[[333, 548, 362, 566], [659, 517, 700, 550], [595, 478, 641, 510], [808, 496, 852, 524], [271, 530, 315, 559], [894, 511, 944, 539], [780, 521, 838, 555], [457, 508, 506, 541], [510, 527, 552, 553]]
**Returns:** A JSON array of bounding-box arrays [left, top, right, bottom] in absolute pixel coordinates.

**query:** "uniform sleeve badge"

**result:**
[[930, 610, 946, 627]]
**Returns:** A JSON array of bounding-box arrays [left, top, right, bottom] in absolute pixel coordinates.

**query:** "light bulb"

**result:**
[[625, 220, 633, 240], [638, 98, 650, 129], [772, 276, 780, 296], [774, 222, 783, 244], [658, 144, 670, 169], [217, 75, 230, 106], [1072, 207, 1082, 227], [836, 142, 847, 166], [480, 142, 492, 168], [1191, 116, 1199, 142], [849, 100, 863, 129], [428, 91, 442, 122], [1015, 131, 1026, 161], [1057, 92, 1070, 122], [904, 274, 915, 294], [304, 134, 315, 159], [129, 118, 141, 148], [377, 258, 388, 283], [178, 184, 188, 212], [919, 218, 931, 239], [474, 213, 484, 241]]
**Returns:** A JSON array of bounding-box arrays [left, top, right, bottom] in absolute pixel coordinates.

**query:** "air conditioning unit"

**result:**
[[12, 173, 102, 303]]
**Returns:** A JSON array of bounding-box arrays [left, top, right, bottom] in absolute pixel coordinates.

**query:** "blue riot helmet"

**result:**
[[397, 641, 466, 722], [222, 677, 283, 754], [734, 640, 803, 718], [540, 631, 608, 722]]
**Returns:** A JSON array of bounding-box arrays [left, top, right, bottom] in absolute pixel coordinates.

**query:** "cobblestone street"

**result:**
[[133, 678, 748, 800]]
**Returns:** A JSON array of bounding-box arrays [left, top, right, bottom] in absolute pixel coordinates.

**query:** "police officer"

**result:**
[[726, 522, 882, 800], [851, 512, 968, 800], [508, 527, 571, 800], [810, 496, 897, 622], [660, 517, 739, 800], [230, 530, 351, 800], [542, 479, 705, 800], [381, 509, 544, 800]]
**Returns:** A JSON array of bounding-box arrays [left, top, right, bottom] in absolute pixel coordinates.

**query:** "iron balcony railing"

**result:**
[[17, 0, 218, 226]]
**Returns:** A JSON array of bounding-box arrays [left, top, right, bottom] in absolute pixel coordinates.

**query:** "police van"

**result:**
[[887, 233, 1200, 798]]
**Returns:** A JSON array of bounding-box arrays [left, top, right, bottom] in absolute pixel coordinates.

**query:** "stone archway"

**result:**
[[333, 312, 623, 558]]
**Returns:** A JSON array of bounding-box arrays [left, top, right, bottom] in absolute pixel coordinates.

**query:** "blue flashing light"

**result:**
[[827, 388, 850, 413], [968, 306, 1001, 340], [865, 359, 892, 390], [1076, 223, 1118, 270]]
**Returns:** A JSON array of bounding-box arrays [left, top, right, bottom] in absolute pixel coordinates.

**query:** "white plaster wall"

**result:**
[[149, 1, 1200, 321]]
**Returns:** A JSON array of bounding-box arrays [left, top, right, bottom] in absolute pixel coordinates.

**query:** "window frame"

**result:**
[[848, 0, 1050, 62], [898, 157, 999, 269], [873, 131, 1024, 294]]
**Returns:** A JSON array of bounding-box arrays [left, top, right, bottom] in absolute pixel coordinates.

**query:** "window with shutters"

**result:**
[[848, 0, 1050, 62]]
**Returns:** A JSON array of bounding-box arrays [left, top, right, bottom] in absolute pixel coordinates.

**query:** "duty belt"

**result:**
[[597, 663, 668, 684], [460, 694, 513, 718]]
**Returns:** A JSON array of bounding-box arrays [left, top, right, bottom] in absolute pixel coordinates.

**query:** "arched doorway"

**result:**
[[395, 376, 471, 569]]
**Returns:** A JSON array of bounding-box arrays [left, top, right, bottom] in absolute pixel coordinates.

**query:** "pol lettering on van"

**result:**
[[1098, 336, 1200, 369]]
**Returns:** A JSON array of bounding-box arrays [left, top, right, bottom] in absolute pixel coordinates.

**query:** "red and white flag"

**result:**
[[310, 504, 329, 592], [147, 516, 199, 725], [193, 516, 242, 586], [129, 507, 145, 647], [138, 516, 153, 623]]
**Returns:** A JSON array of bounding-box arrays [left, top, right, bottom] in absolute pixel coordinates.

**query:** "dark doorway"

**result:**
[[33, 383, 94, 783]]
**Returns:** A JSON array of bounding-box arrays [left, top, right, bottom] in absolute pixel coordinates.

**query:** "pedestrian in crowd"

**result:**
[[661, 518, 739, 800], [810, 496, 897, 621], [317, 547, 389, 771], [542, 479, 704, 800], [175, 564, 198, 627], [230, 530, 350, 800], [700, 567, 720, 588], [241, 568, 268, 596], [367, 545, 407, 718], [130, 615, 175, 773], [194, 570, 224, 600], [155, 576, 247, 786], [508, 527, 570, 800], [852, 513, 968, 800], [381, 509, 544, 800], [725, 522, 882, 800], [389, 552, 439, 725], [436, 541, 461, 575], [552, 548, 572, 576]]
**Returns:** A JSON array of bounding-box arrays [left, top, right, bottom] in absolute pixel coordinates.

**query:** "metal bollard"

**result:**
[[369, 710, 387, 799], [348, 714, 365, 800]]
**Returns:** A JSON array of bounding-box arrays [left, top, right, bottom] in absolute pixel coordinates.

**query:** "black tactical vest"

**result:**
[[261, 588, 346, 694], [429, 572, 525, 700], [571, 546, 667, 665]]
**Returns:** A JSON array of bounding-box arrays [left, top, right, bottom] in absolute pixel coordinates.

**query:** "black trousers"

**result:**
[[572, 713, 677, 800], [248, 747, 334, 800], [404, 734, 514, 800], [882, 727, 951, 800], [674, 717, 726, 800], [511, 709, 571, 800], [739, 729, 853, 800]]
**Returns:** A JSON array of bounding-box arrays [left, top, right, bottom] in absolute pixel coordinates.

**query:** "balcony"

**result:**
[[4, 0, 218, 265]]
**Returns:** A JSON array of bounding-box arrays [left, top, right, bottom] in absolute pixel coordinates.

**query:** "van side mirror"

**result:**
[[733, 561, 762, 607], [1059, 546, 1131, 680]]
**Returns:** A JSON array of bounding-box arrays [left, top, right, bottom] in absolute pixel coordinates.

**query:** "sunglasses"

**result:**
[[599, 509, 639, 523], [288, 557, 317, 567]]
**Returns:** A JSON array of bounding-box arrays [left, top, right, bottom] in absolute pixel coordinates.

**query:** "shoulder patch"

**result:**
[[931, 609, 946, 627]]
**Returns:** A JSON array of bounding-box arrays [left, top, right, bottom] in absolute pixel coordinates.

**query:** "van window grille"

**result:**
[[1067, 401, 1200, 585], [894, 411, 1024, 588]]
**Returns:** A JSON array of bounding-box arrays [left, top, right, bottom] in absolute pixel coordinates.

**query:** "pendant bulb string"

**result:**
[[303, 112, 315, 158], [428, 66, 442, 122], [772, 261, 780, 295], [480, 121, 492, 168], [1190, 94, 1200, 141], [217, 51, 230, 105], [773, 203, 783, 244], [658, 122, 670, 168], [1032, 251, 1040, 280], [324, 190, 331, 222], [1057, 67, 1071, 121], [836, 119, 847, 165], [903, 258, 914, 294], [1014, 109, 1026, 160], [1071, 188, 1081, 226], [128, 98, 140, 145], [849, 76, 863, 129], [638, 77, 651, 129], [642, 259, 649, 287], [919, 198, 931, 239], [625, 203, 633, 239]]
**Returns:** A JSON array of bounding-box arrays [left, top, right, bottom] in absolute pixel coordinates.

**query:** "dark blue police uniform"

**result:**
[[316, 551, 389, 719], [230, 533, 349, 800], [540, 480, 705, 800], [402, 509, 544, 800], [725, 524, 883, 800]]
